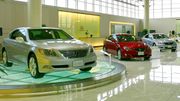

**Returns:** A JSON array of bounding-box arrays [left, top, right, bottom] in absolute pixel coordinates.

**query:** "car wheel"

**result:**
[[2, 50, 12, 67], [171, 49, 176, 52], [28, 54, 44, 78], [103, 46, 108, 56], [80, 67, 92, 72], [103, 46, 107, 52], [117, 49, 122, 60], [144, 56, 150, 60], [153, 43, 156, 46]]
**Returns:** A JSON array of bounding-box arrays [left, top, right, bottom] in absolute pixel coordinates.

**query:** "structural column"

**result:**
[[144, 0, 149, 30], [28, 0, 42, 27]]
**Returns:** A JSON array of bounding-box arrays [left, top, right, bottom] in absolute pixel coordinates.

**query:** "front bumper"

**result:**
[[157, 43, 177, 50], [36, 53, 97, 73], [121, 48, 151, 59]]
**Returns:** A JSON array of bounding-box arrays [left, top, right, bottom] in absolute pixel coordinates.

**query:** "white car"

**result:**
[[142, 33, 177, 52]]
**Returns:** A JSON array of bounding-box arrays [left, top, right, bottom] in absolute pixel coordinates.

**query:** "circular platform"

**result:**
[[0, 60, 126, 96]]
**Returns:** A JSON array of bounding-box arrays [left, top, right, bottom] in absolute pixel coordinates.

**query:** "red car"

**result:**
[[103, 34, 151, 60]]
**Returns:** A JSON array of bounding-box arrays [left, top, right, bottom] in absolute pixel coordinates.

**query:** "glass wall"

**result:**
[[150, 0, 180, 18], [58, 11, 100, 38], [14, 0, 142, 19], [14, 0, 180, 19], [110, 21, 135, 35]]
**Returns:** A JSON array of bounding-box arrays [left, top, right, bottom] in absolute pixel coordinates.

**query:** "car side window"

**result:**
[[57, 30, 73, 40], [149, 35, 153, 39], [108, 35, 114, 41], [113, 35, 118, 41], [145, 35, 149, 38], [10, 29, 27, 41]]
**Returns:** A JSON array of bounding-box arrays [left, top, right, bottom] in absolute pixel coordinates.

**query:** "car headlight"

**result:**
[[38, 49, 59, 57], [123, 46, 131, 51]]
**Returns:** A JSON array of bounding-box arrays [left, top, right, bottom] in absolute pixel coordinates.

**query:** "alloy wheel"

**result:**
[[2, 50, 7, 65], [29, 57, 37, 77]]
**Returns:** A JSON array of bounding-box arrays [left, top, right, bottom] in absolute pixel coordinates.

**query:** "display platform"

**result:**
[[0, 60, 126, 97]]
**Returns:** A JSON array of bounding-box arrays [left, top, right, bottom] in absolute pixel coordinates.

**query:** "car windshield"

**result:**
[[28, 29, 73, 40], [117, 35, 137, 42], [153, 34, 168, 39]]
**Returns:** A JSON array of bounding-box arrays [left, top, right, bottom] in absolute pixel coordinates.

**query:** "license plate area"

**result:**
[[73, 60, 84, 67], [138, 52, 144, 56]]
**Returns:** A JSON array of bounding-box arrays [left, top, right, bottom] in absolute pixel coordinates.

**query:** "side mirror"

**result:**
[[15, 37, 24, 43]]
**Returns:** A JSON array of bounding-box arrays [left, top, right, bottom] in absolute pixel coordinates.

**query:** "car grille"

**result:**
[[164, 42, 173, 45], [59, 49, 88, 58], [135, 48, 145, 52]]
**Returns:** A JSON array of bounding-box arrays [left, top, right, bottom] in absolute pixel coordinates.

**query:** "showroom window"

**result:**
[[87, 0, 93, 11], [78, 0, 85, 10], [68, 0, 76, 9], [94, 0, 100, 12], [172, 0, 180, 17], [149, 0, 180, 18], [14, 0, 27, 2], [43, 0, 56, 6], [110, 21, 136, 35], [14, 0, 141, 19], [113, 1, 118, 15], [57, 0, 67, 7]]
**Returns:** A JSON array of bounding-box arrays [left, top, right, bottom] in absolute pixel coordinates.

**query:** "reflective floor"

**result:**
[[0, 59, 125, 94], [2, 45, 180, 101]]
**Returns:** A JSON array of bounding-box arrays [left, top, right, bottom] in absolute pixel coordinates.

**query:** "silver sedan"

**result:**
[[2, 27, 97, 78], [142, 33, 177, 52]]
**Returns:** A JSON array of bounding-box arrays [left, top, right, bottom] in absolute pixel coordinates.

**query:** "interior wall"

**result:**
[[0, 0, 58, 36], [100, 14, 140, 37], [149, 18, 176, 34], [0, 0, 141, 38]]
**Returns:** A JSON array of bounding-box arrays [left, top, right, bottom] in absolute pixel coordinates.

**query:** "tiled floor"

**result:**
[[2, 45, 180, 101]]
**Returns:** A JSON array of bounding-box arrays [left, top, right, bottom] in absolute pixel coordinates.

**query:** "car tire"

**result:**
[[171, 49, 176, 52], [2, 50, 12, 67], [103, 46, 107, 52], [144, 56, 150, 60], [153, 43, 156, 46], [117, 49, 122, 60], [28, 54, 44, 78], [80, 67, 92, 72], [103, 46, 108, 56]]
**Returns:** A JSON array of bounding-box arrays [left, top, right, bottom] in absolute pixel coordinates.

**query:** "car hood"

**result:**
[[31, 39, 89, 50], [119, 41, 147, 48]]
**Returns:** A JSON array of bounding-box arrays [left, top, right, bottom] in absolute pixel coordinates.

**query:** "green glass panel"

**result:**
[[58, 11, 100, 38]]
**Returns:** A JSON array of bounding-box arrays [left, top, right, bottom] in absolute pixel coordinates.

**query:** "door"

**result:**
[[8, 29, 29, 63], [106, 35, 119, 55]]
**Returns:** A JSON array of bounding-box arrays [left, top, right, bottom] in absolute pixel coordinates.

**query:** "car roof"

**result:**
[[112, 33, 132, 36], [149, 33, 165, 35], [16, 27, 61, 30]]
